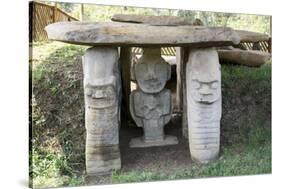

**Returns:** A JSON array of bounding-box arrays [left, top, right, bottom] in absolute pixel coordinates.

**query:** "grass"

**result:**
[[30, 41, 271, 188], [30, 41, 87, 188], [112, 144, 271, 183], [30, 146, 85, 188]]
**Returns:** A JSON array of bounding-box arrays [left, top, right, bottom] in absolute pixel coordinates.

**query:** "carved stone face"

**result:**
[[85, 84, 116, 109], [135, 61, 170, 93], [190, 76, 220, 103]]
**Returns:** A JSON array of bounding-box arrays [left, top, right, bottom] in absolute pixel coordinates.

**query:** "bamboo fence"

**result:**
[[29, 1, 78, 42]]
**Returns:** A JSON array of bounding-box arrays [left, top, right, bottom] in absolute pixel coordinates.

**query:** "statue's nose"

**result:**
[[199, 84, 211, 95], [147, 67, 156, 79]]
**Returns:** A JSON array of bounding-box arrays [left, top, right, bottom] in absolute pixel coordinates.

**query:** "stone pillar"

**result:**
[[83, 47, 121, 175], [186, 48, 221, 163], [129, 48, 178, 148]]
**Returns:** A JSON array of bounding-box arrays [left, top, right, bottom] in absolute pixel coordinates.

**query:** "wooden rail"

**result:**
[[132, 47, 177, 56], [132, 39, 271, 57], [132, 29, 271, 56], [29, 1, 78, 42], [238, 38, 272, 53]]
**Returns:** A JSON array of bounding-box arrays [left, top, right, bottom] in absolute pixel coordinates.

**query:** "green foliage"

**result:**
[[227, 14, 271, 34], [43, 1, 271, 34], [176, 10, 270, 34], [177, 10, 197, 23], [58, 2, 75, 13], [79, 4, 176, 21]]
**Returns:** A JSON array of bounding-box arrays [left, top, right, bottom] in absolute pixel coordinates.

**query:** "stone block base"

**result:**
[[129, 135, 178, 148], [86, 158, 121, 176], [86, 144, 121, 175]]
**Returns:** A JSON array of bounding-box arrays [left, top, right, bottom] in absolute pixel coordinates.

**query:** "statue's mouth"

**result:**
[[88, 97, 116, 109], [197, 94, 218, 104], [144, 79, 161, 88]]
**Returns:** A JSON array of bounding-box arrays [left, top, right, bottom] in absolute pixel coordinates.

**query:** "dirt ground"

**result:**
[[85, 114, 193, 185], [120, 116, 192, 173]]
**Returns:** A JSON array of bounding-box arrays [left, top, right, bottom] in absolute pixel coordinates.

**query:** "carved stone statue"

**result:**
[[186, 47, 221, 163], [130, 48, 178, 147], [83, 47, 121, 175]]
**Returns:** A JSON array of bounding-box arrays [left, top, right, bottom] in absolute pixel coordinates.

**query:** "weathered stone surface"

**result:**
[[130, 135, 178, 148], [83, 47, 121, 175], [218, 48, 271, 67], [186, 48, 221, 163], [130, 48, 178, 147], [130, 89, 171, 128], [132, 48, 171, 93], [235, 30, 270, 42], [45, 21, 240, 47], [111, 14, 190, 26]]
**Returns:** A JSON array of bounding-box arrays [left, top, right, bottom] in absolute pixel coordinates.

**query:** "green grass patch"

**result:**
[[30, 144, 85, 188], [112, 144, 271, 183]]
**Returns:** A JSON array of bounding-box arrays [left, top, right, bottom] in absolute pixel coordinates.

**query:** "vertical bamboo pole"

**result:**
[[269, 16, 272, 53], [53, 2, 58, 23]]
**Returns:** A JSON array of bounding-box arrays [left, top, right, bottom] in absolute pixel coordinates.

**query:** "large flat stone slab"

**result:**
[[218, 48, 271, 67], [111, 14, 190, 26], [45, 21, 240, 47], [235, 30, 270, 42]]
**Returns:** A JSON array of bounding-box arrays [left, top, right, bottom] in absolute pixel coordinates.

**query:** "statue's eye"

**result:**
[[191, 81, 201, 89], [211, 81, 218, 89], [102, 91, 107, 97]]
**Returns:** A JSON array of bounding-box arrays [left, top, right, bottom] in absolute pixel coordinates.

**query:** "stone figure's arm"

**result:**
[[130, 55, 138, 82], [129, 91, 143, 127], [166, 60, 171, 81], [162, 89, 172, 125]]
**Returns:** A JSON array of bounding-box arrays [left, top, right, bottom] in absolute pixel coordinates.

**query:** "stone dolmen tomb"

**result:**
[[45, 14, 270, 175]]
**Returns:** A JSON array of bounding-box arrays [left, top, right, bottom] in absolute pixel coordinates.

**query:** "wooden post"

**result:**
[[80, 4, 84, 21], [269, 16, 272, 53], [53, 2, 58, 23], [175, 47, 183, 112], [270, 16, 272, 37], [268, 37, 272, 53], [120, 47, 132, 121], [29, 1, 35, 42], [181, 47, 190, 139]]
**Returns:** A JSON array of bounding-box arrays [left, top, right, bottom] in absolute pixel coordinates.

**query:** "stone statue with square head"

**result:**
[[130, 48, 178, 148]]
